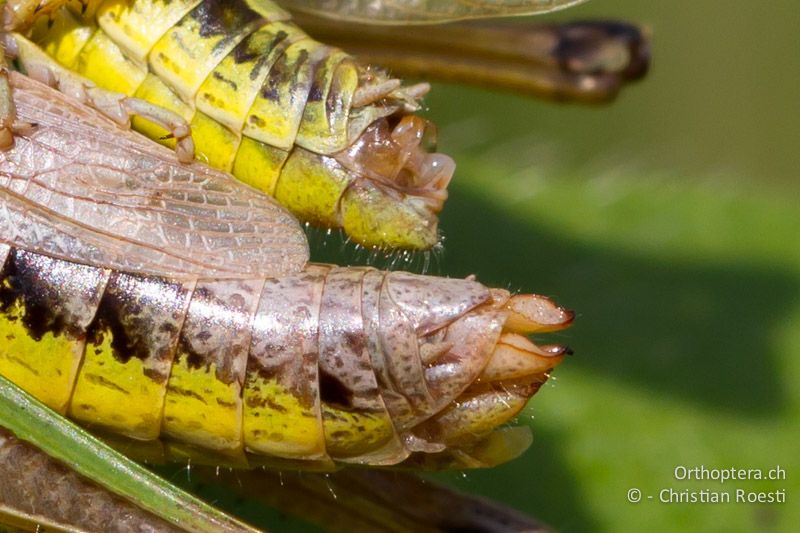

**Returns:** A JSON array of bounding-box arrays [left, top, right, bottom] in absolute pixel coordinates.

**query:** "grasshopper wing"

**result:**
[[0, 73, 309, 279], [270, 0, 589, 24]]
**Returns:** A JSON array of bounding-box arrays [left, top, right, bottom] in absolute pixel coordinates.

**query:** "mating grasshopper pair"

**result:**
[[0, 0, 646, 530]]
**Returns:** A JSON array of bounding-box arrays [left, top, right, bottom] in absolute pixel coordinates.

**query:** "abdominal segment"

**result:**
[[0, 244, 568, 468]]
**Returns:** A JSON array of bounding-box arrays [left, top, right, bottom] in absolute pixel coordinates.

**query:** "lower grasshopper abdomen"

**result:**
[[0, 244, 570, 468]]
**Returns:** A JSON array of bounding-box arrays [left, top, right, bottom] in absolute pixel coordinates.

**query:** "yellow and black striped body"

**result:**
[[27, 0, 437, 249]]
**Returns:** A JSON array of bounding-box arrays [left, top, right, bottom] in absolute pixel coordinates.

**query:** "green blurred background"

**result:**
[[420, 1, 800, 531], [176, 1, 799, 531]]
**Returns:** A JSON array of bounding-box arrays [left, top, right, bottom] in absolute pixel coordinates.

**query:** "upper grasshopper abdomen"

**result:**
[[28, 0, 453, 250]]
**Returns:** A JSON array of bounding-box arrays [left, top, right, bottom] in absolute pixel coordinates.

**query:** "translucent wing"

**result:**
[[0, 73, 309, 279], [270, 0, 590, 24]]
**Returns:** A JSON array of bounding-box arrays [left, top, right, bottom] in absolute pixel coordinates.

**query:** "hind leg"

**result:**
[[9, 32, 195, 162]]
